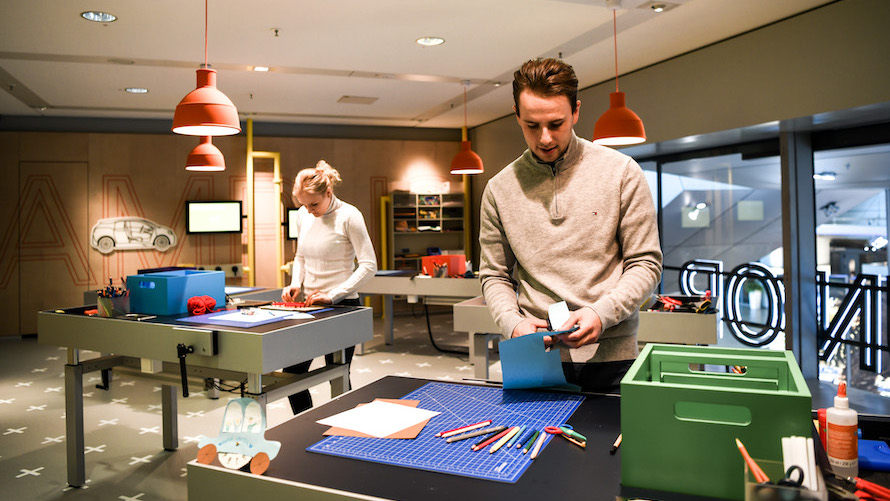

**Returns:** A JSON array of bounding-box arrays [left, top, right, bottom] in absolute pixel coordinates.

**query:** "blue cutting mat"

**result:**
[[307, 382, 583, 483], [175, 308, 323, 328]]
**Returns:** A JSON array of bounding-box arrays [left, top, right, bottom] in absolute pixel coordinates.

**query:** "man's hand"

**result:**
[[305, 291, 333, 306], [511, 317, 551, 342], [554, 307, 602, 348]]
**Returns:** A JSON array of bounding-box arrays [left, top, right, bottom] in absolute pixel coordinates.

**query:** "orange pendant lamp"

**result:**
[[185, 137, 226, 171], [450, 83, 484, 175], [172, 0, 240, 137], [593, 8, 646, 146]]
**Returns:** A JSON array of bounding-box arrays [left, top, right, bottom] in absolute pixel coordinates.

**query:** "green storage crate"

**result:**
[[620, 344, 812, 501]]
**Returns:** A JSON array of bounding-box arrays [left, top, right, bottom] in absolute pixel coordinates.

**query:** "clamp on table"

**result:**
[[177, 343, 195, 397]]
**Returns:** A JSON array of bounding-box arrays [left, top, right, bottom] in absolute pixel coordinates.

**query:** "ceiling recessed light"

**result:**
[[813, 171, 837, 180], [416, 37, 445, 47], [124, 87, 149, 94], [637, 1, 678, 13], [81, 11, 117, 23], [252, 66, 269, 72]]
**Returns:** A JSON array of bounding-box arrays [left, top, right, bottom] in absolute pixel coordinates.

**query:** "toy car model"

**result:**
[[196, 398, 281, 474], [89, 217, 176, 254]]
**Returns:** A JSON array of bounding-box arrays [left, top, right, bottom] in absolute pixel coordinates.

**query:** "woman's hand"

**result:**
[[305, 291, 332, 306], [281, 286, 299, 302]]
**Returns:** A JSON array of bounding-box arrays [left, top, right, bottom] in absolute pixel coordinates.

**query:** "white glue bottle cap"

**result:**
[[835, 382, 849, 409]]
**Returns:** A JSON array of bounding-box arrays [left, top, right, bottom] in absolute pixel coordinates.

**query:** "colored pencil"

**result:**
[[445, 425, 505, 443], [436, 419, 492, 438], [735, 438, 769, 483], [515, 428, 535, 449], [472, 427, 511, 451], [521, 430, 540, 453], [489, 426, 520, 454], [471, 429, 505, 449], [505, 425, 525, 448], [529, 431, 547, 459], [609, 433, 622, 455]]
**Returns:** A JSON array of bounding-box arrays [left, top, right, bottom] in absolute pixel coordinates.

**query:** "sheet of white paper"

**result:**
[[548, 301, 571, 330], [316, 400, 440, 438], [211, 310, 314, 323]]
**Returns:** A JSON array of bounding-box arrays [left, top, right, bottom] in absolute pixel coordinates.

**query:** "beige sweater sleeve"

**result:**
[[479, 184, 526, 338]]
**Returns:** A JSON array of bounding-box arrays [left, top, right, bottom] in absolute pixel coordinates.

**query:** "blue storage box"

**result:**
[[127, 270, 225, 315]]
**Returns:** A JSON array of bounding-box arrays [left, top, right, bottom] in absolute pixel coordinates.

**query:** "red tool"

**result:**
[[849, 477, 890, 501]]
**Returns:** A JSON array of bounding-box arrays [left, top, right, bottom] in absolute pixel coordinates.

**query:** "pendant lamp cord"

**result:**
[[204, 0, 209, 67], [463, 84, 468, 129], [612, 9, 618, 92]]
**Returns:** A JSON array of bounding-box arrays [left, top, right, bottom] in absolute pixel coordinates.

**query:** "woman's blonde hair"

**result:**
[[293, 160, 342, 198]]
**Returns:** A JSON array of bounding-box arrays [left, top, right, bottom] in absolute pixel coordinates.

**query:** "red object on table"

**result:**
[[421, 255, 466, 277], [187, 295, 218, 315]]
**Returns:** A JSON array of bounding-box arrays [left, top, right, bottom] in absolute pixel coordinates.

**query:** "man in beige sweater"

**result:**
[[479, 58, 662, 393]]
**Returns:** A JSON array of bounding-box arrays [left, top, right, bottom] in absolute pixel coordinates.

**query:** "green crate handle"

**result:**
[[648, 351, 797, 391], [674, 401, 752, 426]]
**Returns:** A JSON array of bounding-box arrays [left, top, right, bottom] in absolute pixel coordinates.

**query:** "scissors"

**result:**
[[544, 425, 587, 449], [827, 475, 890, 501], [657, 295, 683, 311]]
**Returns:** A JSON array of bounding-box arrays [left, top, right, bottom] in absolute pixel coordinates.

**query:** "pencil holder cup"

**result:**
[[97, 296, 129, 318], [745, 460, 826, 501]]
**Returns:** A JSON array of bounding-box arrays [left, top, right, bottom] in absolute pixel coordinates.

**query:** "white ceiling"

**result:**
[[0, 0, 835, 130]]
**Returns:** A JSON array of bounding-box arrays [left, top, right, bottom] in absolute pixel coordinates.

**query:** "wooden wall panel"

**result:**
[[1, 131, 459, 335], [18, 162, 91, 334], [0, 133, 21, 335], [19, 132, 88, 162]]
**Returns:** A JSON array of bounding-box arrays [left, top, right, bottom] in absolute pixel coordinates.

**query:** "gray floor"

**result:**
[[1, 308, 498, 501]]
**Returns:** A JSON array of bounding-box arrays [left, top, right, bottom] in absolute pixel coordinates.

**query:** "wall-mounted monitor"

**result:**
[[186, 200, 243, 234], [286, 208, 300, 240]]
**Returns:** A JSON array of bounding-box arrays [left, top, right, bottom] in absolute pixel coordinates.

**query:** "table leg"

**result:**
[[162, 385, 178, 450], [329, 349, 350, 396], [384, 294, 393, 345], [204, 378, 220, 399], [472, 332, 490, 379], [64, 362, 85, 487], [245, 373, 267, 414]]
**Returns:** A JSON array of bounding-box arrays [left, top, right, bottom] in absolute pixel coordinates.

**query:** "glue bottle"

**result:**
[[826, 382, 858, 478]]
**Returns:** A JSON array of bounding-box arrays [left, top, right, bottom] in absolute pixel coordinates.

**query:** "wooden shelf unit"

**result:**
[[389, 192, 464, 272]]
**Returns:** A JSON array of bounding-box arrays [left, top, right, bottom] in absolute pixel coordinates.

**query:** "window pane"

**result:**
[[814, 144, 889, 397], [659, 152, 785, 351]]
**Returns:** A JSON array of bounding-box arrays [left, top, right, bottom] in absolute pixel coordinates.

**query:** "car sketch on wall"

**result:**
[[90, 217, 177, 254]]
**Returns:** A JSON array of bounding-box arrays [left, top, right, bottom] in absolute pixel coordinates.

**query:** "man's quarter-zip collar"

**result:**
[[526, 132, 582, 222]]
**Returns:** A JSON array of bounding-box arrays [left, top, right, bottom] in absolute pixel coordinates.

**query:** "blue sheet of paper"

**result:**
[[499, 332, 568, 389]]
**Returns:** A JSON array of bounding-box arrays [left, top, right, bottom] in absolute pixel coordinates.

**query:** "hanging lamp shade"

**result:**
[[592, 92, 646, 146], [592, 6, 645, 147], [172, 67, 241, 136], [450, 84, 484, 175], [185, 136, 226, 171], [450, 140, 484, 175]]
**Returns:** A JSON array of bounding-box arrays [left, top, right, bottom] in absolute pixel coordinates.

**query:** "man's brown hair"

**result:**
[[513, 58, 579, 116]]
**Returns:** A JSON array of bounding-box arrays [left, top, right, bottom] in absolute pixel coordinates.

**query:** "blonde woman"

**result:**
[[281, 160, 377, 414]]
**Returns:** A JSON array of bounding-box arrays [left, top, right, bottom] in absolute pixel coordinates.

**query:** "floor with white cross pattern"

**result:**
[[1, 307, 498, 500]]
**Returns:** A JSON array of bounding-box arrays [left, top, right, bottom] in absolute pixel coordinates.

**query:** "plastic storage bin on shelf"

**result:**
[[620, 344, 812, 501], [421, 254, 466, 277], [127, 269, 225, 316]]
